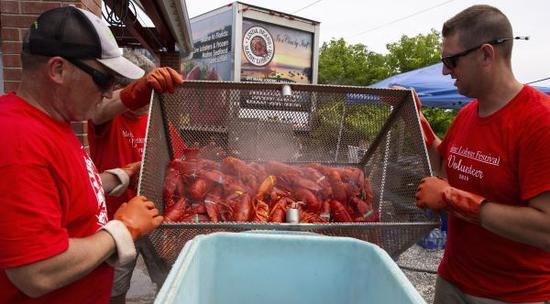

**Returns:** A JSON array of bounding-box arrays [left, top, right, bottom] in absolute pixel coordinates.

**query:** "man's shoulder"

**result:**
[[504, 87, 550, 144], [0, 93, 22, 114], [522, 85, 550, 105], [517, 86, 550, 121], [0, 95, 66, 151], [452, 100, 477, 121]]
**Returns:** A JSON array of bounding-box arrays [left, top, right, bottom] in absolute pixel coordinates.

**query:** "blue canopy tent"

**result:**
[[370, 62, 550, 109]]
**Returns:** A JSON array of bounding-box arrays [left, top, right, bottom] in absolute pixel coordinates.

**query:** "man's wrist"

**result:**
[[100, 220, 137, 266], [105, 168, 129, 196], [120, 81, 151, 110], [478, 199, 489, 224], [421, 118, 437, 146], [444, 187, 486, 224]]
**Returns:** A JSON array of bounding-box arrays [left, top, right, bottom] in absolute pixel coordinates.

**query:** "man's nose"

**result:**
[[442, 64, 451, 76], [102, 86, 114, 100]]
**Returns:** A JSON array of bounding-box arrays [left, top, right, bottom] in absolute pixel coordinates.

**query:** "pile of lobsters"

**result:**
[[162, 156, 378, 223]]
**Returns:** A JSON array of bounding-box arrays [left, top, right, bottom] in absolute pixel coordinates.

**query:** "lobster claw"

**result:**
[[181, 148, 201, 160], [182, 142, 226, 160]]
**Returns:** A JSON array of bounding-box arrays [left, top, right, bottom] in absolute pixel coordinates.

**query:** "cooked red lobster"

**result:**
[[162, 156, 377, 223]]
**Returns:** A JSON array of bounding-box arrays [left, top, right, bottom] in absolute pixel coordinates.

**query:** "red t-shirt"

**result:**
[[0, 93, 113, 303], [437, 85, 550, 301], [88, 114, 147, 219], [88, 113, 187, 219]]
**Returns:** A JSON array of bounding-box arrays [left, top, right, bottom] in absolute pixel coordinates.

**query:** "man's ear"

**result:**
[[480, 44, 496, 66], [46, 56, 66, 85]]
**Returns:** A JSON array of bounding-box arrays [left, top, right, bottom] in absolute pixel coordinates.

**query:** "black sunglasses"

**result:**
[[66, 58, 115, 91], [441, 37, 523, 69]]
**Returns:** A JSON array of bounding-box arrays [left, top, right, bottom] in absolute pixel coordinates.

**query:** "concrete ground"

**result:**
[[126, 255, 157, 304], [124, 245, 443, 304], [397, 245, 444, 303]]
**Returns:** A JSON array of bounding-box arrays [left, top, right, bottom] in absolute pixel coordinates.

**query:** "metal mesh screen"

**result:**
[[137, 81, 438, 286]]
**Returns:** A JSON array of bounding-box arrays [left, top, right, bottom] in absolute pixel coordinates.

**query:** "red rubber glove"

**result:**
[[121, 161, 141, 189], [114, 196, 163, 240], [391, 86, 437, 147], [120, 67, 184, 110], [411, 90, 437, 147], [415, 176, 486, 224]]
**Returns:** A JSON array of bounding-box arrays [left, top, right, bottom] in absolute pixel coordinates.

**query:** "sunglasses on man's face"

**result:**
[[66, 58, 116, 92], [441, 37, 516, 70]]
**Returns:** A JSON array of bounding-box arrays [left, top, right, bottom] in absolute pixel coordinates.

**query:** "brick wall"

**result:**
[[1, 0, 101, 147]]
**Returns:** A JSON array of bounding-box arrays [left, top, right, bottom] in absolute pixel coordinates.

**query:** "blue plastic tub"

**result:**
[[155, 231, 425, 304]]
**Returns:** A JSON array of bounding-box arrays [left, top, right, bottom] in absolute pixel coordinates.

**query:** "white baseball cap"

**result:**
[[23, 6, 144, 79]]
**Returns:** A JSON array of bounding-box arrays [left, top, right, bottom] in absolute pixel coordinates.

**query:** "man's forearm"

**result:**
[[91, 90, 126, 125], [426, 138, 445, 177], [480, 192, 550, 251], [99, 171, 122, 194], [5, 231, 116, 298]]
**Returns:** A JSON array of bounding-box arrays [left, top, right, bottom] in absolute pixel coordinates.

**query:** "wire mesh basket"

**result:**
[[137, 81, 438, 286]]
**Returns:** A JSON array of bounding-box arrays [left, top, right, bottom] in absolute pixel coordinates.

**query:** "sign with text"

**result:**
[[183, 10, 233, 81], [240, 19, 313, 84], [239, 90, 311, 112]]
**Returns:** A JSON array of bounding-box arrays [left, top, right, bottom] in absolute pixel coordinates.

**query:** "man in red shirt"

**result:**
[[89, 56, 183, 220], [415, 5, 550, 303], [88, 53, 183, 303], [0, 7, 163, 303]]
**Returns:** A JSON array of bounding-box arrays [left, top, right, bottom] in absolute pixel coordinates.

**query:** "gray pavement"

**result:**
[[397, 244, 444, 303], [126, 255, 157, 304]]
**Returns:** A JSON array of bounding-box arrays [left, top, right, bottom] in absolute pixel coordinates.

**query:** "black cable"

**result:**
[[104, 0, 167, 52], [527, 76, 550, 85], [292, 0, 324, 14], [349, 0, 456, 38], [398, 264, 438, 274], [102, 0, 137, 27]]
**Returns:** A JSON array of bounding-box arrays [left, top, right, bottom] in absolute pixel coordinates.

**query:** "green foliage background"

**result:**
[[318, 29, 456, 137]]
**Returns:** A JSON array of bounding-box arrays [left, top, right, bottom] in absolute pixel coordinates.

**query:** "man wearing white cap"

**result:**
[[0, 7, 164, 303]]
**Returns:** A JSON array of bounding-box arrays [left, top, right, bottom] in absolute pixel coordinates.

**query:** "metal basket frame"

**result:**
[[137, 81, 438, 287]]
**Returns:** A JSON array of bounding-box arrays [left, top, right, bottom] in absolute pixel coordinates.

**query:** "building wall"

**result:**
[[0, 49, 4, 95]]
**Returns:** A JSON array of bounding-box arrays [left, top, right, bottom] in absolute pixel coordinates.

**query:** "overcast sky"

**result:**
[[186, 0, 550, 86]]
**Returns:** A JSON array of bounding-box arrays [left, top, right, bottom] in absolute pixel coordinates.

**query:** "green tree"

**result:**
[[385, 29, 442, 73], [318, 31, 442, 85], [382, 30, 455, 136], [317, 31, 456, 137], [318, 38, 392, 86], [423, 107, 457, 138]]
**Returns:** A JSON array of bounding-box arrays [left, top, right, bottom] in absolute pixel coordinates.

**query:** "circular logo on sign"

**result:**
[[243, 26, 274, 66]]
